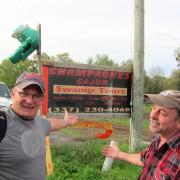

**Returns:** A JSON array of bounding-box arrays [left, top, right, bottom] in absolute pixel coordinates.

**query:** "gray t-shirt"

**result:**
[[0, 107, 51, 180]]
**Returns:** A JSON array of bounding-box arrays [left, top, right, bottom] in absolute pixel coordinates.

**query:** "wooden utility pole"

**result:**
[[37, 24, 53, 175], [130, 0, 144, 152]]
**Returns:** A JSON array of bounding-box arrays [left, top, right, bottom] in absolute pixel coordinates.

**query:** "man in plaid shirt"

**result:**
[[102, 90, 180, 179]]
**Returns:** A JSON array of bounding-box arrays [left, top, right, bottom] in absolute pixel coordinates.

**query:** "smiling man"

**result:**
[[0, 72, 79, 180], [102, 90, 180, 180]]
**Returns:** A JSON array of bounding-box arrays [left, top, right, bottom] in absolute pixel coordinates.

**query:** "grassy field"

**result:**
[[46, 114, 150, 180], [47, 140, 146, 180]]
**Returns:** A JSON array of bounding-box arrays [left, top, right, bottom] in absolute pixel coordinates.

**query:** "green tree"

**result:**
[[168, 69, 180, 90], [144, 71, 152, 93], [150, 76, 166, 93], [175, 47, 180, 67], [33, 52, 75, 63], [0, 59, 36, 88], [87, 57, 93, 65], [33, 52, 52, 65], [119, 59, 132, 71], [87, 54, 118, 66], [54, 52, 74, 63], [149, 66, 166, 93]]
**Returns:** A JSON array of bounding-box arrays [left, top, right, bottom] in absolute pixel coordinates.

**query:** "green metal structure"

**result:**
[[9, 25, 39, 64]]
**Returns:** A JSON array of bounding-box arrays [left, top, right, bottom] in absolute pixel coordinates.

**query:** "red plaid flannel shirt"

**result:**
[[139, 133, 180, 180]]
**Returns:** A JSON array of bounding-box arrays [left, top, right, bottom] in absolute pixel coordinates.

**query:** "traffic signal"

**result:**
[[9, 25, 39, 64]]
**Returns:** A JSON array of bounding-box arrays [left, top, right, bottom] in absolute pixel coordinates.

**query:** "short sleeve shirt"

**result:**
[[0, 107, 51, 180]]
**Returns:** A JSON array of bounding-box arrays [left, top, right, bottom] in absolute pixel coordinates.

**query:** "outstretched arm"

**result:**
[[102, 144, 144, 166], [48, 109, 79, 132]]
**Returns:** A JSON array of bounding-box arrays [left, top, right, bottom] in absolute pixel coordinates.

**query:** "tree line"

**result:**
[[0, 52, 179, 93]]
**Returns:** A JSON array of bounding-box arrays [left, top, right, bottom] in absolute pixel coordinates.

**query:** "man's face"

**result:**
[[149, 105, 180, 137], [11, 84, 43, 120]]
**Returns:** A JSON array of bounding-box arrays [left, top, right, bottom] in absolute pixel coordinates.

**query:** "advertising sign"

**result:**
[[42, 64, 131, 115]]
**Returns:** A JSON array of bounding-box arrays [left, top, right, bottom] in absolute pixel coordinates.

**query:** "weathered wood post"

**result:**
[[130, 0, 144, 152], [37, 24, 53, 175]]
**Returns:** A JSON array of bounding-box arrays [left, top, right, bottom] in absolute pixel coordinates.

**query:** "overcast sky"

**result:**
[[0, 0, 179, 77]]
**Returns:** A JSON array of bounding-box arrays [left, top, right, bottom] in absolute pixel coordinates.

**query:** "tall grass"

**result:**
[[47, 107, 151, 179], [46, 140, 146, 180]]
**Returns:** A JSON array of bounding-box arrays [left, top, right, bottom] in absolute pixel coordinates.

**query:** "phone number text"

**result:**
[[49, 107, 130, 113]]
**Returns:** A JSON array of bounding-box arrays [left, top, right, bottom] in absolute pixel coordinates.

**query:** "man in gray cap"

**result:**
[[102, 90, 180, 180], [0, 72, 79, 180]]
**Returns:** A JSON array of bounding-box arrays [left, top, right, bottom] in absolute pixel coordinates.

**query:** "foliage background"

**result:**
[[0, 52, 179, 91]]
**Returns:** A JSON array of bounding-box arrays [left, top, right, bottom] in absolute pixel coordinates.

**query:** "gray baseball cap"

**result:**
[[145, 90, 180, 112], [14, 72, 45, 93]]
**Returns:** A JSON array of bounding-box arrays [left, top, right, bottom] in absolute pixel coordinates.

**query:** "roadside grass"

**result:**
[[47, 107, 151, 179], [46, 140, 147, 180]]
